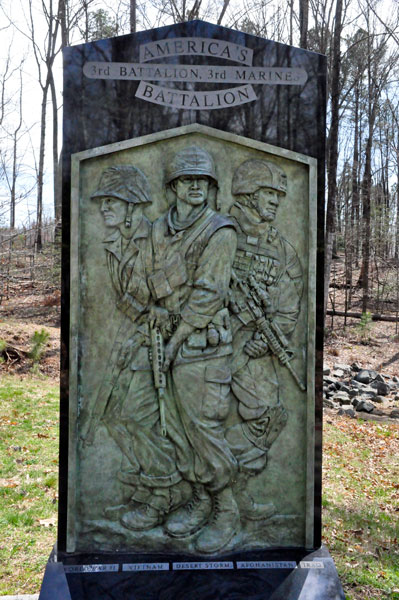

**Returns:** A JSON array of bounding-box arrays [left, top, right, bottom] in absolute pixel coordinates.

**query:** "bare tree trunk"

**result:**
[[217, 0, 230, 25], [36, 82, 50, 250], [289, 0, 294, 45], [59, 0, 69, 46], [358, 135, 372, 312], [299, 0, 309, 49], [26, 0, 60, 248], [10, 132, 17, 229], [49, 70, 60, 222], [130, 0, 136, 33], [396, 131, 399, 260], [83, 1, 89, 42], [358, 28, 381, 312], [324, 0, 342, 318], [355, 87, 363, 266], [10, 71, 23, 229], [343, 171, 350, 322], [347, 84, 360, 306]]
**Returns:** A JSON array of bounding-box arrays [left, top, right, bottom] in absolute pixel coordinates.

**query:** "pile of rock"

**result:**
[[323, 363, 399, 420]]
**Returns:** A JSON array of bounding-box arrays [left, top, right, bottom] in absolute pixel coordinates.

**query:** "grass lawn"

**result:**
[[0, 373, 398, 597], [323, 414, 399, 600], [0, 374, 59, 595]]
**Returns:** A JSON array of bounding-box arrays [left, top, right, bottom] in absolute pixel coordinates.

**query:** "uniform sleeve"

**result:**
[[271, 239, 303, 336], [181, 227, 237, 329], [116, 237, 152, 322]]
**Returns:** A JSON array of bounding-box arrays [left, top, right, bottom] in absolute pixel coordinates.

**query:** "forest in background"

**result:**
[[0, 0, 399, 321], [1, 5, 399, 598]]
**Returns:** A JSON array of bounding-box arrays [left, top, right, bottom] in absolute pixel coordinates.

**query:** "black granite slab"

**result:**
[[60, 18, 326, 567]]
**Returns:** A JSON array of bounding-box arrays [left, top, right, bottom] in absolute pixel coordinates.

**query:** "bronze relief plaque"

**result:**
[[68, 123, 317, 556]]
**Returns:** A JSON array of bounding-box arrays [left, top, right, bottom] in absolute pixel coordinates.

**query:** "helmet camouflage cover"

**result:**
[[91, 165, 151, 204], [166, 146, 218, 185], [232, 159, 287, 196]]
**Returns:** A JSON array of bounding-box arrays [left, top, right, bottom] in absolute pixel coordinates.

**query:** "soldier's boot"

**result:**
[[194, 486, 239, 554], [104, 504, 130, 520], [235, 473, 276, 521], [120, 503, 163, 531], [164, 484, 212, 538]]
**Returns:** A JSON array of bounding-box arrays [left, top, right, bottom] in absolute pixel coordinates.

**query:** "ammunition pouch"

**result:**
[[180, 308, 233, 361]]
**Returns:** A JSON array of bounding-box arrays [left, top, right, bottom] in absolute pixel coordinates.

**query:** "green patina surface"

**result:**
[[68, 124, 317, 554]]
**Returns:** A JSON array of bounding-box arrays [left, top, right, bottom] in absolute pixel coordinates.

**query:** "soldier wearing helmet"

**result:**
[[225, 158, 303, 522], [83, 165, 191, 531], [89, 165, 153, 320], [92, 165, 151, 230], [231, 159, 287, 226], [121, 146, 240, 555]]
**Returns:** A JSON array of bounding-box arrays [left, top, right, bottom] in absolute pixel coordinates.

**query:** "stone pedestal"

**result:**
[[39, 546, 344, 600]]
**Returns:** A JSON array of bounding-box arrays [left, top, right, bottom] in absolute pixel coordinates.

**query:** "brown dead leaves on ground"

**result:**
[[323, 411, 399, 599], [324, 411, 399, 507]]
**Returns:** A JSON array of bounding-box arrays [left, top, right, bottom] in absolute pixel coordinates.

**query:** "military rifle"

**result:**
[[232, 271, 306, 392], [149, 324, 168, 437], [83, 324, 150, 445]]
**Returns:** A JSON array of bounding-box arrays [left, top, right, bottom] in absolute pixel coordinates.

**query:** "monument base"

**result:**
[[39, 545, 345, 599]]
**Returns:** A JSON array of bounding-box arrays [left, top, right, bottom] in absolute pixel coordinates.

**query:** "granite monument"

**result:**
[[38, 19, 345, 600]]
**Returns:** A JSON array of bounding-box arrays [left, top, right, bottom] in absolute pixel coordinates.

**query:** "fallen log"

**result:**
[[0, 343, 28, 362], [326, 309, 399, 323]]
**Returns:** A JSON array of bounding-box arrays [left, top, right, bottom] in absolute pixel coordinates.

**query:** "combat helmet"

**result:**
[[91, 165, 151, 205], [232, 159, 287, 196], [166, 146, 217, 185]]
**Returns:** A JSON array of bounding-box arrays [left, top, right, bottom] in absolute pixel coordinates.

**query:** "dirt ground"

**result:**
[[324, 313, 399, 378], [0, 287, 60, 378], [326, 258, 399, 378]]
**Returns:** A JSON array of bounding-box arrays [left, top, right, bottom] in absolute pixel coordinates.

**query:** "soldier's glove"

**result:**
[[163, 338, 180, 373], [257, 284, 277, 317], [244, 332, 269, 358], [163, 320, 195, 372]]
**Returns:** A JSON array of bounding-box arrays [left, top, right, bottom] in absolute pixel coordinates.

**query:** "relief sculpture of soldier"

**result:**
[[142, 146, 240, 554], [82, 166, 190, 531], [80, 154, 304, 555], [225, 159, 304, 520]]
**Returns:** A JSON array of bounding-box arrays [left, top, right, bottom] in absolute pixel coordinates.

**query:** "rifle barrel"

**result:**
[[234, 272, 307, 393], [150, 326, 168, 437]]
